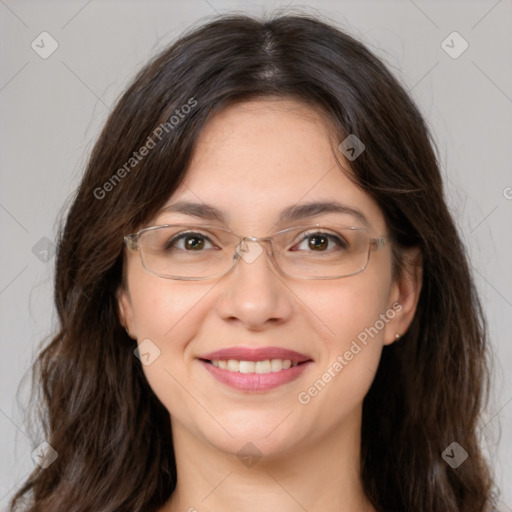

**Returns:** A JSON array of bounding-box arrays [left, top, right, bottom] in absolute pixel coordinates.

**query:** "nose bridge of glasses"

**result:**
[[235, 236, 273, 265]]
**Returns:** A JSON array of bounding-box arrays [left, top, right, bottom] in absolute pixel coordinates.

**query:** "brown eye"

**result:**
[[293, 232, 348, 252], [165, 232, 213, 251], [183, 235, 206, 250], [307, 234, 329, 251]]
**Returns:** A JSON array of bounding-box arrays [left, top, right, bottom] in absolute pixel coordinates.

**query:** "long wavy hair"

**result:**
[[10, 12, 496, 511]]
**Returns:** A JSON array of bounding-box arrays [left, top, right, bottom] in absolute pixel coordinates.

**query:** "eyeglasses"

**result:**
[[123, 223, 389, 281]]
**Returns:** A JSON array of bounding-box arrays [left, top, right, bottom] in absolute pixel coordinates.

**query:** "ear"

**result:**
[[383, 246, 422, 346], [117, 284, 137, 339]]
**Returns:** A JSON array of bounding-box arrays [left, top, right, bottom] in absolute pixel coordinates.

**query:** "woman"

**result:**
[[10, 12, 496, 512]]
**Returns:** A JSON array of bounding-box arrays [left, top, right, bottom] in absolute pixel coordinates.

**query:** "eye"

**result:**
[[292, 231, 349, 252], [165, 232, 216, 251]]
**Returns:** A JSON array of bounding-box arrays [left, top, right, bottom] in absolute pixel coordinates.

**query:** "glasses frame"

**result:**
[[124, 223, 390, 281]]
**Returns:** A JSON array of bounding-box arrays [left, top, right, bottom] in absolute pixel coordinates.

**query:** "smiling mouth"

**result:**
[[200, 358, 310, 374]]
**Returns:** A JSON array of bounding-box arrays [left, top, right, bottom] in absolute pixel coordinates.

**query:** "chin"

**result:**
[[195, 412, 309, 459]]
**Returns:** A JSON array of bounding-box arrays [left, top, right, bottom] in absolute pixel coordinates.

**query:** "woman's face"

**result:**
[[118, 99, 418, 459]]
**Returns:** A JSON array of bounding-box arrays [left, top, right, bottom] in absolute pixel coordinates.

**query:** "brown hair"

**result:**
[[10, 12, 496, 511]]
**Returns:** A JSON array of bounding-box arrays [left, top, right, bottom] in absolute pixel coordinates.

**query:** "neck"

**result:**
[[161, 406, 375, 512]]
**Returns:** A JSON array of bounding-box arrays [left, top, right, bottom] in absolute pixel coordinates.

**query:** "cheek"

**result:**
[[314, 269, 392, 350], [128, 273, 209, 365], [302, 265, 392, 400], [130, 275, 211, 341], [128, 277, 213, 417]]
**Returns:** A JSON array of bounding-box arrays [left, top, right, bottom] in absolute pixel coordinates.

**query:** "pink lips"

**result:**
[[200, 346, 312, 363], [198, 346, 313, 392]]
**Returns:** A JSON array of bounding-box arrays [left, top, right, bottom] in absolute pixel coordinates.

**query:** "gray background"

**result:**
[[1, 0, 511, 509]]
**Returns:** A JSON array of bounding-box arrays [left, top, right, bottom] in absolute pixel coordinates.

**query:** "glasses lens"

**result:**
[[273, 226, 370, 278], [139, 225, 238, 279], [137, 225, 371, 279]]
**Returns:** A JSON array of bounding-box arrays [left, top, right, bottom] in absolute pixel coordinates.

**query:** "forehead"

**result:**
[[160, 99, 386, 234]]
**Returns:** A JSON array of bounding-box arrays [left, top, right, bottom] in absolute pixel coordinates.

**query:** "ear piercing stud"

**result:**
[[395, 333, 401, 340]]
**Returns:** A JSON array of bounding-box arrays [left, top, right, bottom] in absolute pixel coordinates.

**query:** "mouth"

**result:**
[[197, 347, 313, 392], [200, 358, 308, 373]]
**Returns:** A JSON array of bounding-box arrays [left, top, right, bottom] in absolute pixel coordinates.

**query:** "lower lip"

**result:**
[[199, 360, 312, 392]]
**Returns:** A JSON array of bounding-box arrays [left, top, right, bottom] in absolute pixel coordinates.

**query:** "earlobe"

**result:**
[[383, 246, 422, 345]]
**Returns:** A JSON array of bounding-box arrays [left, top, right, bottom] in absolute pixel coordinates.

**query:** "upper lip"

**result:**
[[199, 346, 313, 363]]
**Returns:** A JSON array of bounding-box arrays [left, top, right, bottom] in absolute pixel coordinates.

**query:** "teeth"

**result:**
[[255, 360, 271, 373], [239, 360, 255, 373], [227, 359, 239, 372], [210, 358, 299, 373], [271, 359, 283, 372]]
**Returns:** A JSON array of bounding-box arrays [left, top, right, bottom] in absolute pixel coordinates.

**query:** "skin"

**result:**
[[118, 99, 422, 512]]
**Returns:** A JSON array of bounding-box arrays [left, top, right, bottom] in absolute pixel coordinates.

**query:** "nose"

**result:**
[[214, 239, 294, 330]]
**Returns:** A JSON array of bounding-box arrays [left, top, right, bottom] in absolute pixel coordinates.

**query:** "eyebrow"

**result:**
[[158, 200, 370, 228]]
